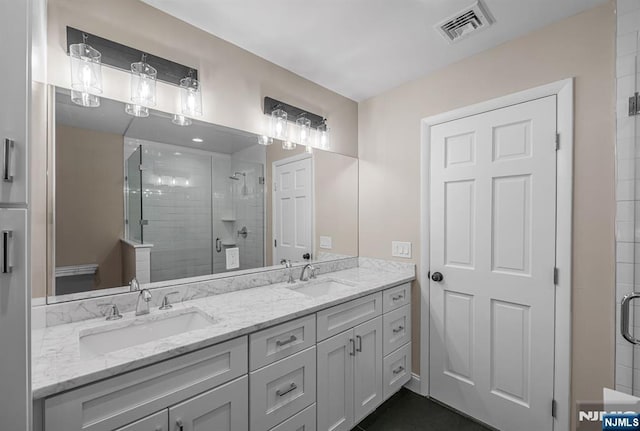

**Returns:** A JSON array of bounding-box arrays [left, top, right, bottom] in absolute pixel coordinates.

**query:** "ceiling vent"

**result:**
[[436, 0, 494, 43]]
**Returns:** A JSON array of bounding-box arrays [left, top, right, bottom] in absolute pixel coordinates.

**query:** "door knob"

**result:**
[[431, 272, 443, 282]]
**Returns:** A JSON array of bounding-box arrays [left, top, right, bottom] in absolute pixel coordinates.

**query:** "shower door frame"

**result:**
[[419, 78, 574, 431]]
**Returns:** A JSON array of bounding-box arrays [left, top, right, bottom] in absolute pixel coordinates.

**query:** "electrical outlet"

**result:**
[[320, 236, 333, 249], [226, 247, 240, 270], [392, 241, 412, 258]]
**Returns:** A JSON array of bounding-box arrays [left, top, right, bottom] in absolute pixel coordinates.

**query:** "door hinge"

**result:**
[[553, 267, 559, 285], [138, 164, 145, 171], [555, 133, 560, 150], [259, 176, 265, 185], [274, 182, 278, 192], [274, 239, 277, 247], [551, 399, 557, 418], [629, 92, 640, 116]]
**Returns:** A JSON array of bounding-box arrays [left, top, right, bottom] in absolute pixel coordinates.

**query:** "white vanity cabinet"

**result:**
[[169, 376, 248, 431], [44, 336, 248, 431], [316, 292, 385, 431]]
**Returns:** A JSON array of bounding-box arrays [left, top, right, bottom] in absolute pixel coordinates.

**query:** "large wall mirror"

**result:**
[[44, 86, 358, 302]]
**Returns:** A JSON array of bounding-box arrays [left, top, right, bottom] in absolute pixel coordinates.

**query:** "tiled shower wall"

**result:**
[[615, 0, 640, 396]]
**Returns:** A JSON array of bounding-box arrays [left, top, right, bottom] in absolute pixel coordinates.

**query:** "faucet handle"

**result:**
[[159, 292, 179, 310], [280, 259, 291, 268], [129, 277, 140, 292], [310, 265, 317, 279], [98, 303, 123, 321]]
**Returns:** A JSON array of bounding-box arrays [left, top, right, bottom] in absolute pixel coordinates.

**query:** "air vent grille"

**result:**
[[436, 1, 494, 43]]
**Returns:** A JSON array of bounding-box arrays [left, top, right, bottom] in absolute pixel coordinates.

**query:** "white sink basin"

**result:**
[[287, 279, 354, 298], [79, 308, 214, 359]]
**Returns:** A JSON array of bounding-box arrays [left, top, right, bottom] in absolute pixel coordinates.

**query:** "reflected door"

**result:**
[[429, 96, 557, 431], [273, 155, 313, 264]]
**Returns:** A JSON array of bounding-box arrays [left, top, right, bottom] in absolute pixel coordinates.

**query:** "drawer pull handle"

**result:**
[[276, 382, 297, 397], [349, 338, 356, 356], [276, 334, 297, 347], [3, 138, 13, 183], [356, 335, 362, 352], [176, 418, 184, 431], [2, 230, 13, 274], [393, 366, 405, 375], [393, 325, 405, 334], [392, 294, 404, 301]]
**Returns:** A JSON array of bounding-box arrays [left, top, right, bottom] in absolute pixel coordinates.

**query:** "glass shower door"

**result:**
[[125, 145, 143, 242]]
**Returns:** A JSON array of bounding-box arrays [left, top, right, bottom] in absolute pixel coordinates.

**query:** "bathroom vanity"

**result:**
[[33, 259, 414, 431]]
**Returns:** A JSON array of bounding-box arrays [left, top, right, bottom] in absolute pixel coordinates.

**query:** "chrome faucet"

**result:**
[[129, 277, 140, 292], [281, 259, 295, 284], [135, 288, 153, 316], [99, 303, 123, 321], [300, 263, 317, 281]]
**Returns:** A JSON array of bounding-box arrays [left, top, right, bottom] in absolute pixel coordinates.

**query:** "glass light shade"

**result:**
[[257, 135, 273, 146], [70, 90, 100, 108], [296, 117, 311, 145], [125, 104, 149, 118], [70, 43, 102, 93], [69, 43, 102, 107], [270, 109, 288, 140], [282, 140, 296, 151], [317, 124, 330, 150], [305, 144, 313, 154], [180, 77, 203, 117], [130, 62, 157, 107], [172, 114, 192, 126]]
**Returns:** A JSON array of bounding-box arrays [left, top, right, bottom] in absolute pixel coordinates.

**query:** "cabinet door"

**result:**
[[169, 376, 248, 431], [317, 330, 354, 431], [353, 316, 383, 423], [115, 410, 168, 431], [0, 209, 28, 428]]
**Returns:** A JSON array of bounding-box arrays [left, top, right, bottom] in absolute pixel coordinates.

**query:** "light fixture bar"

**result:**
[[263, 97, 325, 129], [66, 27, 198, 86]]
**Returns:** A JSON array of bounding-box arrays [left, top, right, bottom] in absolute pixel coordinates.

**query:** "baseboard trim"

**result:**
[[404, 373, 422, 394]]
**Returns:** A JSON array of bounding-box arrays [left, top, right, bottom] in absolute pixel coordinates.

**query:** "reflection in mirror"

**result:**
[[47, 87, 357, 302]]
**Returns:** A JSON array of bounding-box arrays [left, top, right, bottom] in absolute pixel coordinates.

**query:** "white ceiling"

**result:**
[[141, 0, 606, 101]]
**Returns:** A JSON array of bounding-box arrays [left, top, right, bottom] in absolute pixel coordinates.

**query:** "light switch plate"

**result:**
[[320, 236, 333, 249], [392, 241, 412, 259]]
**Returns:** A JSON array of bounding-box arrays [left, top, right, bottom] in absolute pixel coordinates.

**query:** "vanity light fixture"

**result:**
[[125, 103, 149, 118], [282, 140, 296, 151], [263, 97, 329, 150], [69, 34, 102, 107], [172, 114, 192, 127], [317, 119, 330, 150], [257, 135, 273, 146], [130, 54, 157, 108], [180, 72, 203, 118], [296, 115, 312, 146], [270, 108, 288, 140]]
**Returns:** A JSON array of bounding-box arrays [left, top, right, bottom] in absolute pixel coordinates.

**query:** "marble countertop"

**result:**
[[32, 265, 414, 399]]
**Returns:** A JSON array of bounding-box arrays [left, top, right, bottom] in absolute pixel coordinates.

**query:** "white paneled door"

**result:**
[[273, 155, 313, 264], [429, 96, 557, 431]]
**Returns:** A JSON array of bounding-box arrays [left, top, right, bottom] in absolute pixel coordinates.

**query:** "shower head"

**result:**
[[229, 172, 245, 180]]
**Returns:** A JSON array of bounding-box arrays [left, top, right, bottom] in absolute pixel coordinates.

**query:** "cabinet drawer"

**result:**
[[317, 292, 382, 341], [382, 283, 411, 313], [250, 315, 316, 371], [383, 304, 411, 355], [383, 342, 412, 400], [115, 410, 168, 431], [250, 347, 316, 431], [269, 403, 316, 431], [45, 336, 248, 431]]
